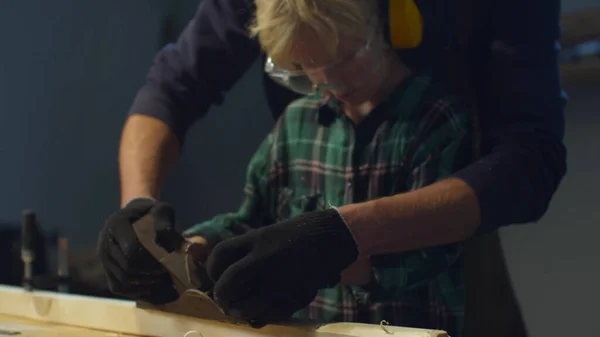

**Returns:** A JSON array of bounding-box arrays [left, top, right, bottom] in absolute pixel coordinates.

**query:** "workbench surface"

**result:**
[[0, 285, 448, 337], [0, 314, 138, 337]]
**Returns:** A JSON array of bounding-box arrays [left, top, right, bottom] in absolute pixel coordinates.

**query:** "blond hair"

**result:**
[[248, 0, 379, 69]]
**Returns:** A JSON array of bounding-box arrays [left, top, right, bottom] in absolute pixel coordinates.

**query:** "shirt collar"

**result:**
[[315, 92, 342, 125]]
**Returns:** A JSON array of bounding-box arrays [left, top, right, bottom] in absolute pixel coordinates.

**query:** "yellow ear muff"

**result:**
[[388, 0, 424, 49]]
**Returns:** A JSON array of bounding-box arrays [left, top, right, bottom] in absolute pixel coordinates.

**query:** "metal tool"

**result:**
[[131, 214, 323, 329], [20, 210, 36, 291], [131, 214, 241, 324]]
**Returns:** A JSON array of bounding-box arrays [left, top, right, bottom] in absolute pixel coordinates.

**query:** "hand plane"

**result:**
[[131, 214, 322, 331], [131, 214, 245, 325]]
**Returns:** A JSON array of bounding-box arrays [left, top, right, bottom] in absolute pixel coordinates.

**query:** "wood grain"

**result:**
[[0, 285, 448, 337], [0, 315, 134, 337]]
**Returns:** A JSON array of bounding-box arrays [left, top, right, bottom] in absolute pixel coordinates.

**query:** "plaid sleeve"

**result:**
[[182, 132, 275, 248], [408, 96, 474, 189], [374, 94, 474, 293]]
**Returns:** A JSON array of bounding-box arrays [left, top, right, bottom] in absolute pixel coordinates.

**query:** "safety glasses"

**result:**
[[264, 34, 377, 95]]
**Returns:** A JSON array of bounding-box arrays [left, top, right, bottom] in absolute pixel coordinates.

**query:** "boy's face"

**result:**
[[289, 29, 388, 105]]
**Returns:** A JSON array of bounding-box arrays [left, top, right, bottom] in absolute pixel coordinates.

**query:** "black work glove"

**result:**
[[205, 208, 359, 325], [97, 199, 212, 304]]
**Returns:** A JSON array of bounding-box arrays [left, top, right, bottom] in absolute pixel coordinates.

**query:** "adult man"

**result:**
[[98, 0, 566, 335]]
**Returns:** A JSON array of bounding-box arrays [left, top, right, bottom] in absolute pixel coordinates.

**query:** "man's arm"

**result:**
[[118, 115, 180, 206], [119, 0, 260, 206], [343, 94, 474, 287], [337, 0, 567, 256], [338, 94, 479, 257], [454, 0, 567, 232]]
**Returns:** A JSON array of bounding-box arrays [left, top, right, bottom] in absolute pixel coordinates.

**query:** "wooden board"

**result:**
[[0, 315, 136, 337], [0, 285, 447, 337]]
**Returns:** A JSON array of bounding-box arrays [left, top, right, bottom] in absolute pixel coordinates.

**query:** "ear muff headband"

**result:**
[[385, 0, 424, 49]]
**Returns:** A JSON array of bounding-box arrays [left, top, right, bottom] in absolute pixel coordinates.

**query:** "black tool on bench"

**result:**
[[20, 210, 37, 291], [20, 210, 71, 293]]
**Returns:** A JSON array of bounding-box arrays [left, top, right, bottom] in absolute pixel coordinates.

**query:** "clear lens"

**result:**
[[263, 32, 379, 96], [265, 58, 315, 95], [265, 58, 350, 95]]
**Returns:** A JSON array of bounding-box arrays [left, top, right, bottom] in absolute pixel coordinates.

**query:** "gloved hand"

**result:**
[[97, 199, 212, 304], [205, 208, 359, 324]]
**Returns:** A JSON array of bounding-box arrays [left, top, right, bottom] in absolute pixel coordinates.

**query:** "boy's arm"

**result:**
[[182, 133, 275, 250]]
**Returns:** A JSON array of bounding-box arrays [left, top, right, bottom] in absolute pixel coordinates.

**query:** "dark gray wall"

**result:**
[[562, 0, 600, 12], [161, 60, 273, 229], [0, 0, 270, 245], [0, 1, 165, 245], [500, 75, 600, 336], [0, 1, 598, 336]]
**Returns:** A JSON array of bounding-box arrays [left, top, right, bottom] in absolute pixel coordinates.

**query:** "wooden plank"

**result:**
[[0, 315, 131, 337], [560, 8, 600, 48], [0, 285, 448, 337]]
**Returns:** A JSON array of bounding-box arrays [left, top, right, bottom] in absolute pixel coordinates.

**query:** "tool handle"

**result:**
[[21, 210, 36, 255], [21, 210, 37, 290]]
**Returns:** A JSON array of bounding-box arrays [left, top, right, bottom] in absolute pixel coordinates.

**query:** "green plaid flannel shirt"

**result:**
[[183, 70, 475, 336]]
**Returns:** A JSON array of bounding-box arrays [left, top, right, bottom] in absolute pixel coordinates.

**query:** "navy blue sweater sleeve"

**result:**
[[127, 0, 567, 232], [454, 0, 567, 232], [127, 0, 260, 141]]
